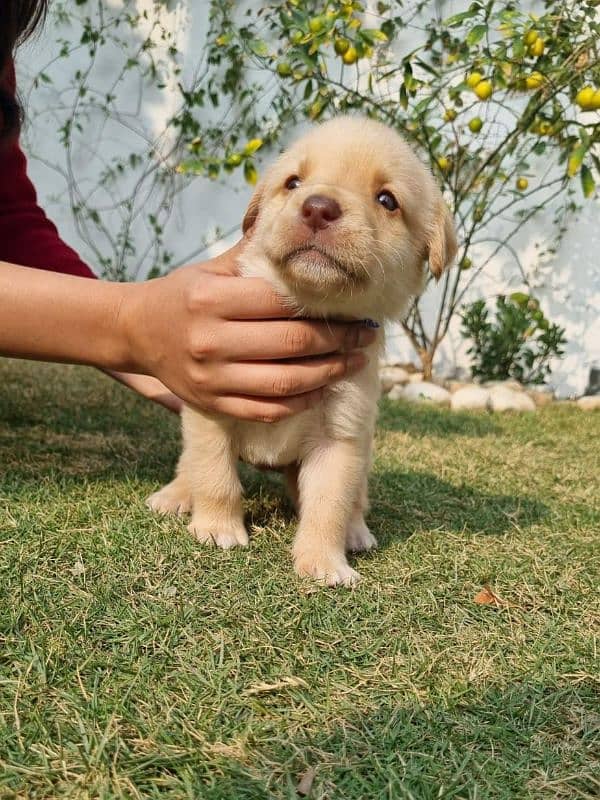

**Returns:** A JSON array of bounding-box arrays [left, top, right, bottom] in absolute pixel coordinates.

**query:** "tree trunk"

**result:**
[[420, 348, 433, 381]]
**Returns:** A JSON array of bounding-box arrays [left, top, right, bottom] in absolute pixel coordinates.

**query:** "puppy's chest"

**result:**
[[235, 377, 378, 467], [236, 410, 316, 467]]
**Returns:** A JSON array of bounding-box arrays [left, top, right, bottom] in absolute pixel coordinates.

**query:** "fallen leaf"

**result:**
[[474, 585, 506, 606], [297, 766, 316, 796], [244, 676, 308, 696]]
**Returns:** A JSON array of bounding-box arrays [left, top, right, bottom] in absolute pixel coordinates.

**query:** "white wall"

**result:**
[[15, 1, 600, 397]]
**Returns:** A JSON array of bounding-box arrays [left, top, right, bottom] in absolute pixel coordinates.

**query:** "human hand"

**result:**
[[120, 241, 376, 422], [102, 370, 183, 414]]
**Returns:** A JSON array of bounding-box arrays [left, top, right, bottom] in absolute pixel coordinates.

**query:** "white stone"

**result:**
[[399, 381, 451, 406], [387, 384, 406, 401], [407, 372, 425, 384], [483, 379, 526, 393], [489, 386, 536, 412], [526, 388, 555, 407], [577, 395, 600, 410], [379, 366, 410, 393], [450, 386, 491, 411], [446, 380, 471, 394]]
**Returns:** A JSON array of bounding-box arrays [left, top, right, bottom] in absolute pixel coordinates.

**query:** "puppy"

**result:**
[[147, 117, 457, 586]]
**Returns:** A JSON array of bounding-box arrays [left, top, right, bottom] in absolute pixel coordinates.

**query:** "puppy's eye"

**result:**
[[377, 190, 399, 212], [285, 175, 301, 190]]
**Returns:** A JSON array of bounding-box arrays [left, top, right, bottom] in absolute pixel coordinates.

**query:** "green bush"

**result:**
[[460, 293, 567, 385]]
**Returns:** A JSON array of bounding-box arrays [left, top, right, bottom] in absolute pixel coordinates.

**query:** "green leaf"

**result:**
[[399, 85, 408, 110], [581, 164, 595, 198], [249, 39, 269, 57], [445, 9, 479, 28], [360, 28, 388, 44], [467, 25, 487, 46], [568, 144, 587, 177]]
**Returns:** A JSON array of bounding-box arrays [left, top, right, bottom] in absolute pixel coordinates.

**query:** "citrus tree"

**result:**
[[36, 1, 600, 374], [187, 0, 600, 377]]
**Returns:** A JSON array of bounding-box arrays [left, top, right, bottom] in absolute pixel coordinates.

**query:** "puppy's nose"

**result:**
[[301, 194, 342, 231]]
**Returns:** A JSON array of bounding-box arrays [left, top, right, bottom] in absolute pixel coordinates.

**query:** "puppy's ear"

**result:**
[[426, 198, 458, 279], [242, 184, 265, 235]]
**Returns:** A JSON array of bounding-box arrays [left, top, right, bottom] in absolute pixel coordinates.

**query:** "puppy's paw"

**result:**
[[346, 518, 378, 553], [188, 519, 249, 550], [294, 549, 361, 587], [146, 481, 192, 516]]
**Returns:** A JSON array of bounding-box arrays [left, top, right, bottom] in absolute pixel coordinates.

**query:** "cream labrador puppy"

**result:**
[[147, 117, 457, 586]]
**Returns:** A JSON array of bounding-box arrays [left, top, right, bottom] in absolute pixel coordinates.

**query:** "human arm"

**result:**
[[0, 249, 374, 421]]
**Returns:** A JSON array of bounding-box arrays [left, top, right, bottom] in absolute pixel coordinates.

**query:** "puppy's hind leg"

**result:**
[[184, 409, 248, 550], [146, 456, 192, 517], [345, 474, 377, 553]]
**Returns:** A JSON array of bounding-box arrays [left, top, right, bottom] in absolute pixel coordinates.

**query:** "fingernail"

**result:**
[[357, 327, 377, 347], [362, 318, 380, 329]]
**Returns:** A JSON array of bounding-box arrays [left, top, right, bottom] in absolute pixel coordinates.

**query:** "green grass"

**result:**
[[0, 358, 598, 800]]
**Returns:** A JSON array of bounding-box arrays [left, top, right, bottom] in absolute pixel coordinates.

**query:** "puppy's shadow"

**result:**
[[240, 465, 297, 531], [369, 467, 547, 544], [239, 463, 547, 543]]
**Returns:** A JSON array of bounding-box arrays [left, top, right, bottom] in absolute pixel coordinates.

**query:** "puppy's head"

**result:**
[[241, 117, 457, 319]]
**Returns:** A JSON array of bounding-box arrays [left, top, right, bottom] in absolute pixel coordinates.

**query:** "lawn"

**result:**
[[0, 358, 598, 799]]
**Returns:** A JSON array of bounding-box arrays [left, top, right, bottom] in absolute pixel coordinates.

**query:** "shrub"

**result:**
[[460, 293, 567, 384]]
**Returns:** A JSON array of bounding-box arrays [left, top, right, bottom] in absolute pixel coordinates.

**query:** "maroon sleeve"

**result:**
[[0, 62, 96, 279]]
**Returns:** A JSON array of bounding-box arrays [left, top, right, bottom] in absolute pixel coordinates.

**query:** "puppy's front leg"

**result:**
[[293, 439, 366, 586], [183, 408, 248, 550]]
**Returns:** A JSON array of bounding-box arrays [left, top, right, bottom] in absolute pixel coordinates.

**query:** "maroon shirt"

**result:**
[[0, 62, 96, 278]]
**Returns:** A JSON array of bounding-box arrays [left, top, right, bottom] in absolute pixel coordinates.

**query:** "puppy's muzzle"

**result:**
[[301, 194, 342, 232]]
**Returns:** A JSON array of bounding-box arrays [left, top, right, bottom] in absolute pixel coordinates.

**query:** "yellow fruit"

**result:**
[[525, 71, 544, 90], [308, 16, 324, 33], [516, 177, 529, 191], [460, 257, 473, 270], [243, 138, 263, 155], [444, 108, 458, 122], [466, 71, 483, 88], [437, 156, 451, 171], [334, 37, 350, 55], [524, 30, 539, 46], [538, 120, 552, 135], [468, 117, 483, 133], [290, 29, 303, 44], [590, 90, 600, 110], [277, 61, 292, 77], [446, 53, 459, 64], [473, 80, 493, 100], [342, 46, 358, 64], [225, 153, 243, 167], [528, 38, 545, 57], [575, 86, 596, 110]]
